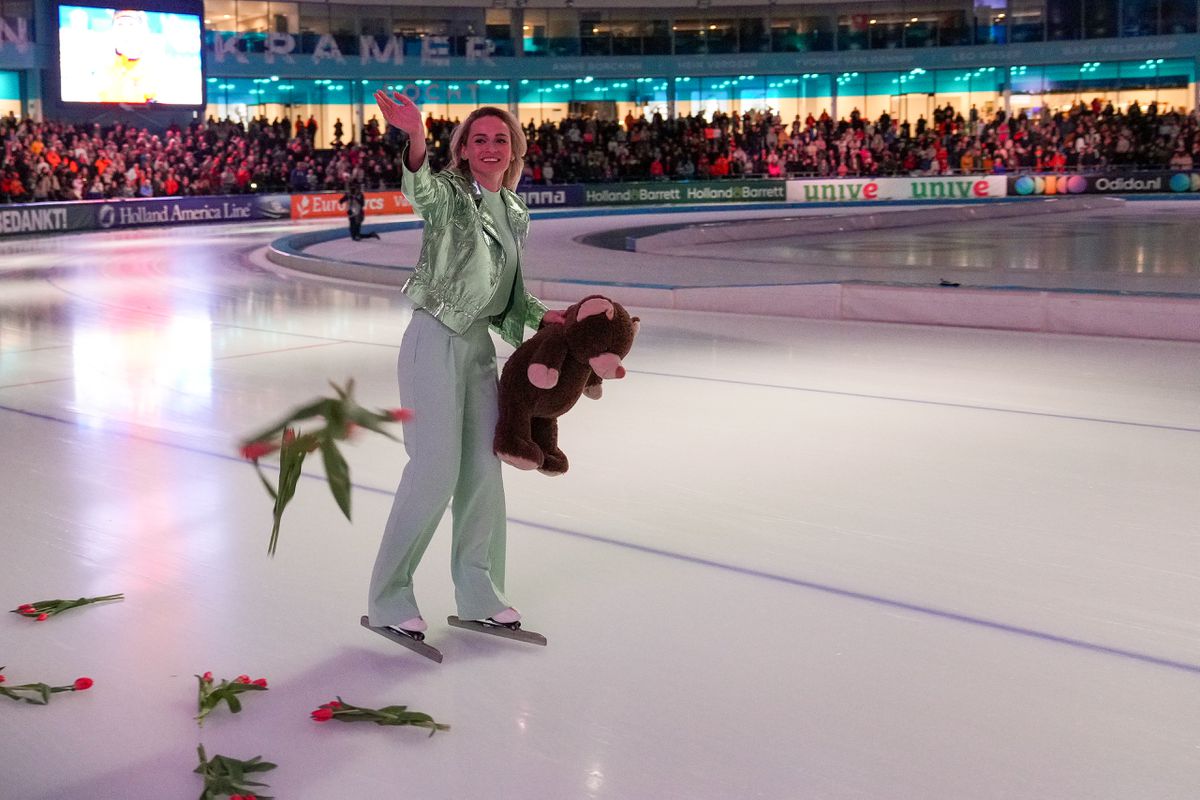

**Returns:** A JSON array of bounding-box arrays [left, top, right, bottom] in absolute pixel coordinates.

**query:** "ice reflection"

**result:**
[[72, 311, 213, 426]]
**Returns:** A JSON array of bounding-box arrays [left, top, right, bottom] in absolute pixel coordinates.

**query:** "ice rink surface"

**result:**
[[1, 202, 1198, 799]]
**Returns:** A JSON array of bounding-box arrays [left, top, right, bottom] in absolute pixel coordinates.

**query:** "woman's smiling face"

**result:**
[[460, 115, 512, 190]]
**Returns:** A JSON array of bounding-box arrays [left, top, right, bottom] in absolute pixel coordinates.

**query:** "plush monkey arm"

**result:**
[[525, 329, 570, 389]]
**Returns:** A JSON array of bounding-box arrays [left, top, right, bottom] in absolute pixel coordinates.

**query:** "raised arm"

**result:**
[[373, 90, 426, 171]]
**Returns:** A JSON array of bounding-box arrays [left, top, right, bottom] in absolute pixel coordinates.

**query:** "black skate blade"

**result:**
[[360, 616, 443, 663], [446, 615, 547, 646]]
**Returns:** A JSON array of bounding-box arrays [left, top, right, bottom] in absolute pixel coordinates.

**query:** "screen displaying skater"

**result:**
[[57, 5, 204, 106], [363, 91, 567, 659]]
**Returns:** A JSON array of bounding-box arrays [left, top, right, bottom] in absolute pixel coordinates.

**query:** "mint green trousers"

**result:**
[[368, 310, 510, 626]]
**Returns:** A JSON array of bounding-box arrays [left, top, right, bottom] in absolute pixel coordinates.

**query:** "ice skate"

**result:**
[[446, 608, 547, 646], [360, 615, 443, 662]]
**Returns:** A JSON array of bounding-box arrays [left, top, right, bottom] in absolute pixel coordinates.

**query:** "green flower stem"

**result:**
[[10, 593, 124, 618], [318, 696, 450, 736], [195, 745, 276, 800], [240, 379, 407, 556]]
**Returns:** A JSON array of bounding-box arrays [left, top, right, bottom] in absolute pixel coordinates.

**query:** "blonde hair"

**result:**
[[447, 106, 527, 191]]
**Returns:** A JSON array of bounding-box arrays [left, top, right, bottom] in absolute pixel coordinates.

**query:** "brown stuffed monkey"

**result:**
[[494, 295, 639, 475]]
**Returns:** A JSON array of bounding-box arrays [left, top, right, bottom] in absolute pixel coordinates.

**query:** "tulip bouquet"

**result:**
[[310, 697, 450, 736], [238, 379, 412, 555], [195, 745, 275, 800], [10, 593, 124, 621], [0, 667, 93, 704], [195, 672, 269, 725]]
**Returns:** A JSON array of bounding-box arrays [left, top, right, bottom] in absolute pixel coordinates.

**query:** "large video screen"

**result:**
[[58, 4, 203, 105]]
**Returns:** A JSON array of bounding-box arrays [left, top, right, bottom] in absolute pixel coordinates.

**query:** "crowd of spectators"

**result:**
[[2, 99, 1198, 203], [522, 98, 1199, 183]]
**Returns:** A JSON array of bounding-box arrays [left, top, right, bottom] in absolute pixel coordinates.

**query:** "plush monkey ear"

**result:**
[[578, 296, 614, 321]]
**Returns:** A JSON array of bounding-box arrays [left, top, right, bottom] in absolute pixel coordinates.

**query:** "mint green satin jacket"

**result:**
[[400, 156, 546, 348]]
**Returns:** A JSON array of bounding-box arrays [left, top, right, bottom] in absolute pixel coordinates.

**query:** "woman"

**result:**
[[367, 91, 562, 640]]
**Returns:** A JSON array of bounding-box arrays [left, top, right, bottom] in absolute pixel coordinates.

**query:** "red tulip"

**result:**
[[240, 440, 279, 461], [202, 671, 214, 683], [282, 428, 296, 445], [388, 408, 413, 422], [236, 674, 251, 684], [252, 678, 268, 688], [0, 674, 6, 683], [73, 677, 93, 691], [326, 700, 342, 709], [36, 613, 48, 621], [17, 603, 34, 612], [311, 707, 334, 721]]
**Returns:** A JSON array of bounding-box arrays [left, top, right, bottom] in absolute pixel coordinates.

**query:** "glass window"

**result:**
[[863, 71, 897, 119], [770, 14, 833, 51], [1076, 60, 1119, 100], [673, 16, 705, 54], [1160, 0, 1196, 32], [547, 10, 579, 56], [1045, 0, 1081, 39], [1083, 0, 1116, 37], [705, 18, 739, 53], [1121, 0, 1157, 35], [937, 6, 972, 45], [328, 5, 355, 36], [485, 8, 513, 57], [739, 17, 769, 52], [767, 73, 834, 122], [974, 0, 1008, 44], [905, 14, 938, 47], [1137, 58, 1194, 112], [237, 0, 268, 33], [580, 14, 609, 56], [835, 71, 866, 122], [360, 14, 389, 37], [642, 19, 670, 54], [610, 19, 649, 56], [522, 9, 547, 55], [869, 13, 905, 48], [933, 66, 1003, 122], [298, 2, 329, 35], [269, 2, 297, 34], [206, 0, 237, 32], [1009, 0, 1044, 41], [837, 14, 870, 49]]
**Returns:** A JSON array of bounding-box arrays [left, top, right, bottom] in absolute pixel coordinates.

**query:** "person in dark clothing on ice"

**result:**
[[339, 183, 379, 241]]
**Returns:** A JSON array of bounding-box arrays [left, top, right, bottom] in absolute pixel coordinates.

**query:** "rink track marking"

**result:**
[[24, 272, 1200, 434], [635, 369, 1200, 435], [0, 400, 1198, 677]]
